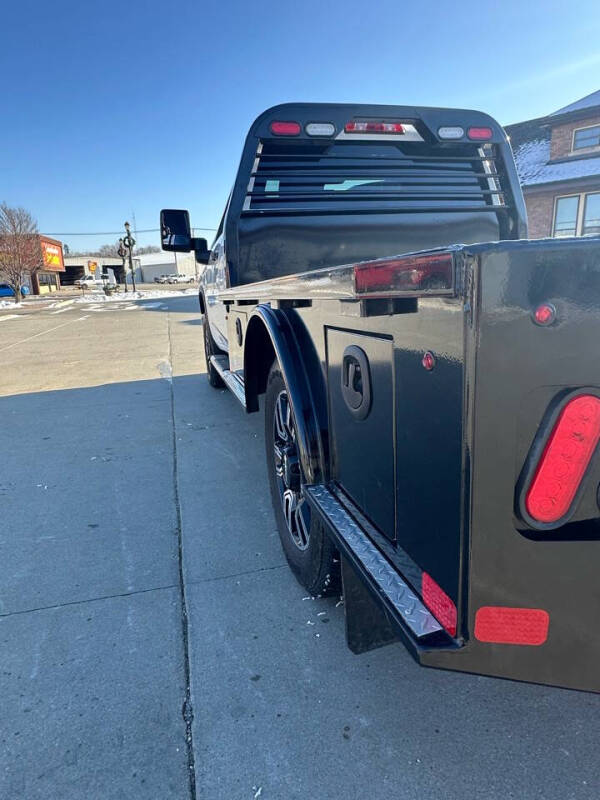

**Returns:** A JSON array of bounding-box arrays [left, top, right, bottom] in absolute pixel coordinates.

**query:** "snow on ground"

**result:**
[[73, 287, 197, 303], [0, 300, 22, 309]]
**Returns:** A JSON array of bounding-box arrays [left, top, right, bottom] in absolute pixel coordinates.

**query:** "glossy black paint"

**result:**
[[234, 236, 600, 691]]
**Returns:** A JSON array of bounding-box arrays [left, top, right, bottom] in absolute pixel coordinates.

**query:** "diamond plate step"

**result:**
[[305, 484, 444, 642]]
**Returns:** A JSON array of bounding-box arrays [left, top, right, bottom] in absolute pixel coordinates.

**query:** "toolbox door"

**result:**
[[327, 328, 395, 541]]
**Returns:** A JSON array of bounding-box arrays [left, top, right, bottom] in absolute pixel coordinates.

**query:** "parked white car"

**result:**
[[167, 274, 196, 284], [74, 275, 103, 288], [154, 274, 173, 284]]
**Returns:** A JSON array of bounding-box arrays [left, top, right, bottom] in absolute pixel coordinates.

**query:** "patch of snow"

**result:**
[[73, 288, 197, 304], [0, 300, 22, 309]]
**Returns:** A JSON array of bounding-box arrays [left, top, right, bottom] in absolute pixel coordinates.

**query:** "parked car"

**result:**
[[74, 275, 103, 288], [154, 274, 173, 283], [0, 283, 30, 297], [160, 101, 600, 694], [167, 274, 196, 284]]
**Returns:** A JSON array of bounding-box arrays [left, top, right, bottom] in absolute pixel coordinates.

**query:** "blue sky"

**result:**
[[2, 0, 599, 252]]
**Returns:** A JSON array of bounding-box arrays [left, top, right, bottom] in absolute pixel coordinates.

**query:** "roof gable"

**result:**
[[551, 89, 600, 116]]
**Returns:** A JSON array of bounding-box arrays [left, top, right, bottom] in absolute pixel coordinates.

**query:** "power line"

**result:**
[[41, 226, 217, 236]]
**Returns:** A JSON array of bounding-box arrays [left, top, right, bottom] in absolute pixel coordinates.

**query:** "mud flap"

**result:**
[[341, 556, 398, 654]]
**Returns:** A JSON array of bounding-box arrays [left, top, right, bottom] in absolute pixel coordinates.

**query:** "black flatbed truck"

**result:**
[[161, 103, 600, 692]]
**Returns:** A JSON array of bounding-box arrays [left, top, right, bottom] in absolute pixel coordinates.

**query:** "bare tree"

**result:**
[[135, 245, 161, 255], [0, 203, 41, 303], [97, 241, 121, 257]]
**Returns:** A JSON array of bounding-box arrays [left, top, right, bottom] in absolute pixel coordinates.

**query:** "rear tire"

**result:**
[[265, 361, 339, 596], [202, 315, 225, 388]]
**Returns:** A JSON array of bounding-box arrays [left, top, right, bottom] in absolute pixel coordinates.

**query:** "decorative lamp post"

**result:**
[[117, 238, 128, 293], [123, 222, 137, 293]]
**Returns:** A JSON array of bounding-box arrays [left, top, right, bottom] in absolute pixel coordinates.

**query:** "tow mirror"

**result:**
[[160, 209, 192, 252], [194, 237, 211, 265]]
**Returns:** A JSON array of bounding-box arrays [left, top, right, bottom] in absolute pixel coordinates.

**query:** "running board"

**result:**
[[210, 355, 246, 408], [305, 484, 453, 653]]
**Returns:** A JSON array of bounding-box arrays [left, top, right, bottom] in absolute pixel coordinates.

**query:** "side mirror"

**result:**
[[160, 209, 192, 252], [194, 237, 211, 265]]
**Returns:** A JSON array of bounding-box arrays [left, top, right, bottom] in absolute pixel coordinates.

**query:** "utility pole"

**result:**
[[123, 221, 136, 293]]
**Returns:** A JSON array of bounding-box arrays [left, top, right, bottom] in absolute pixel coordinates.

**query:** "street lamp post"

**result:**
[[123, 222, 137, 293], [117, 238, 128, 293]]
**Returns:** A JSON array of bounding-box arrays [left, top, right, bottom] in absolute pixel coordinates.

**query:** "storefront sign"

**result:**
[[40, 239, 65, 272]]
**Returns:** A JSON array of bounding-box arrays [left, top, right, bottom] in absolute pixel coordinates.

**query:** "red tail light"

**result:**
[[467, 126, 493, 140], [345, 121, 404, 134], [524, 394, 600, 525], [422, 573, 457, 636], [270, 121, 301, 136], [475, 607, 549, 645], [354, 252, 453, 297]]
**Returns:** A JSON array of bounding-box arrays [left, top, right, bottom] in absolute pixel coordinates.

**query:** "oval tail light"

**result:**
[[270, 121, 301, 136], [523, 393, 600, 526], [467, 126, 493, 140]]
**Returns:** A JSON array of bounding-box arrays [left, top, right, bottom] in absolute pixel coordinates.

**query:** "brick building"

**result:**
[[505, 90, 600, 239]]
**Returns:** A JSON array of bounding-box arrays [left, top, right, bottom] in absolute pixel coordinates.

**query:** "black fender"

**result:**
[[244, 305, 327, 486]]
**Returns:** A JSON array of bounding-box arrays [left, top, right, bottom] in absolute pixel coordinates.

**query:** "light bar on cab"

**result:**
[[345, 121, 404, 134], [354, 252, 454, 298], [270, 121, 301, 136]]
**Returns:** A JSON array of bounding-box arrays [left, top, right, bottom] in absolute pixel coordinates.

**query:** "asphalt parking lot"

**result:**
[[2, 293, 600, 799]]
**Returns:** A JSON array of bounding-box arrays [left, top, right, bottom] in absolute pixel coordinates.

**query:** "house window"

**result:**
[[553, 191, 600, 237], [583, 192, 600, 236], [572, 125, 600, 151], [553, 195, 579, 237]]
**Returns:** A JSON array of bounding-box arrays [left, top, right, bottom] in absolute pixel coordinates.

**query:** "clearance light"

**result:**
[[422, 352, 435, 371], [533, 303, 556, 326], [354, 252, 453, 297], [345, 121, 405, 134], [475, 607, 549, 645], [270, 121, 301, 136], [467, 126, 493, 140], [524, 394, 600, 525], [438, 126, 464, 139], [306, 122, 335, 137], [422, 573, 457, 636]]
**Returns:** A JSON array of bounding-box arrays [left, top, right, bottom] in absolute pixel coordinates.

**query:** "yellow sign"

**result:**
[[88, 261, 98, 273]]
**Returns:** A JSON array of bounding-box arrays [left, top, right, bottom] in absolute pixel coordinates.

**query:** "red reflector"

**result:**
[[354, 252, 453, 297], [467, 126, 493, 140], [270, 121, 301, 136], [533, 302, 556, 326], [345, 121, 404, 134], [422, 351, 435, 371], [525, 394, 600, 524], [475, 607, 549, 645], [422, 573, 457, 636]]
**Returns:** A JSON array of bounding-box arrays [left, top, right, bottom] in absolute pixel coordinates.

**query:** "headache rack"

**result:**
[[243, 139, 508, 217]]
